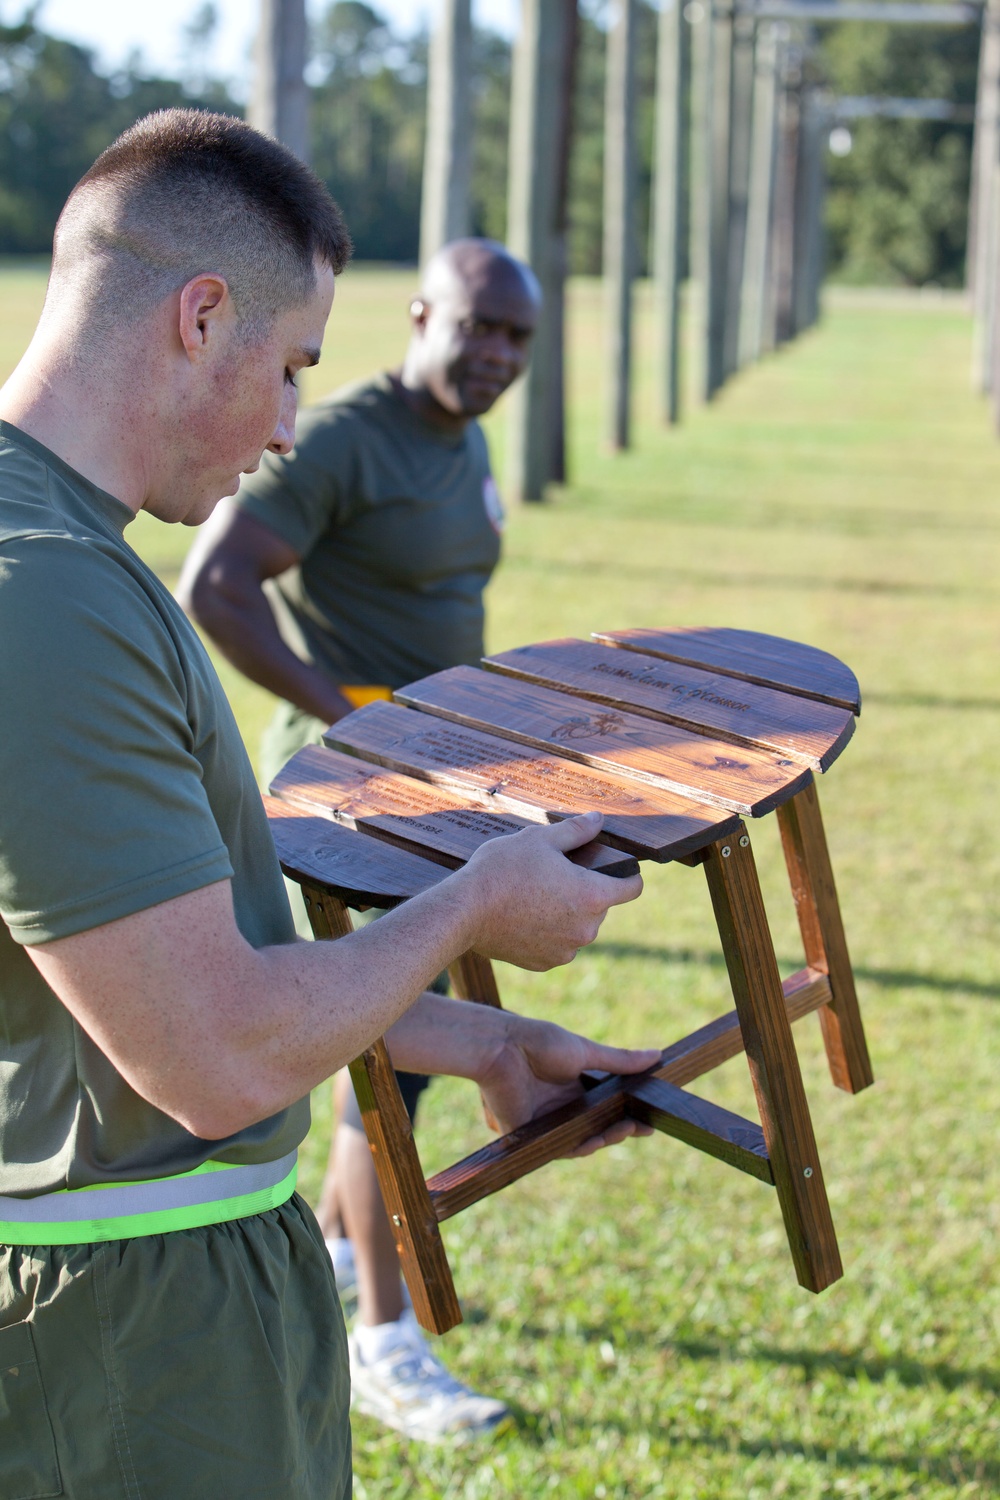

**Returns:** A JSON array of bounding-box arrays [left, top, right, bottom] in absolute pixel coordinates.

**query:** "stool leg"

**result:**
[[300, 883, 463, 1334], [776, 782, 874, 1094], [703, 835, 843, 1293], [447, 951, 503, 1008]]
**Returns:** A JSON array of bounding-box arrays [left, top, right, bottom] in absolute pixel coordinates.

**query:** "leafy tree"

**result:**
[[816, 18, 979, 285]]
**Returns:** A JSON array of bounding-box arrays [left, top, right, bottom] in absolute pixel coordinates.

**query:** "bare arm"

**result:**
[[176, 501, 355, 724], [26, 812, 643, 1141]]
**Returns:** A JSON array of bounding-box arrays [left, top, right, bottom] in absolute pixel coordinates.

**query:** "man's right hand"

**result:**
[[452, 810, 642, 971]]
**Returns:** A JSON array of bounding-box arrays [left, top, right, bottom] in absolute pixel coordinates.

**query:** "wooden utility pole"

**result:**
[[970, 0, 1000, 391], [739, 20, 781, 364], [419, 0, 472, 265], [652, 0, 688, 423], [506, 0, 578, 500], [250, 0, 310, 162], [604, 0, 638, 449], [724, 12, 756, 376], [770, 47, 801, 345], [694, 0, 734, 399]]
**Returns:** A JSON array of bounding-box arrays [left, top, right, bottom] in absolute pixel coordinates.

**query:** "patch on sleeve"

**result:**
[[482, 474, 505, 534]]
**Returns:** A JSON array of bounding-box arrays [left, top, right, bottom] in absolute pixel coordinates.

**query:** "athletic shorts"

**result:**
[[0, 1194, 351, 1500]]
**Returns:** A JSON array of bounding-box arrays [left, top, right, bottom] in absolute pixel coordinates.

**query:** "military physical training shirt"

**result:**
[[235, 372, 503, 690], [0, 422, 305, 1197]]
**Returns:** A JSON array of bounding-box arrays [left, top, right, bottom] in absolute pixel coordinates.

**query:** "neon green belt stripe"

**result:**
[[0, 1153, 297, 1246]]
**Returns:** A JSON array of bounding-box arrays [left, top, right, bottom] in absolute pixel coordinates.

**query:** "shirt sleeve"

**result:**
[[234, 400, 364, 558], [0, 536, 234, 945]]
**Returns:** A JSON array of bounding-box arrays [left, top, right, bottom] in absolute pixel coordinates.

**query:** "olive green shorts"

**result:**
[[0, 1194, 351, 1500]]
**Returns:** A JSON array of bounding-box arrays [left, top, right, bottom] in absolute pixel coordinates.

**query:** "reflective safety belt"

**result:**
[[0, 1150, 298, 1246]]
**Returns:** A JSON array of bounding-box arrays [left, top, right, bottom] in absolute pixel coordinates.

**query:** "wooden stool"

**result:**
[[266, 627, 873, 1335]]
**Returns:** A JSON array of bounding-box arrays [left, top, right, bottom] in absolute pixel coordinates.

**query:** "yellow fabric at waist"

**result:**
[[339, 685, 393, 710]]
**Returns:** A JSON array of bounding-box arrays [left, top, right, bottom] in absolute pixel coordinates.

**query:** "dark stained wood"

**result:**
[[300, 879, 463, 1335], [325, 701, 740, 862], [397, 664, 811, 817], [263, 794, 445, 908], [703, 834, 843, 1293], [428, 1076, 628, 1221], [624, 1076, 774, 1182], [272, 746, 638, 878], [653, 965, 833, 1087], [594, 626, 862, 713], [485, 638, 855, 772], [447, 951, 503, 1008], [777, 783, 875, 1094]]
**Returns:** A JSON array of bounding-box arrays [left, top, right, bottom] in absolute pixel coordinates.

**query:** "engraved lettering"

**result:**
[[590, 660, 751, 713]]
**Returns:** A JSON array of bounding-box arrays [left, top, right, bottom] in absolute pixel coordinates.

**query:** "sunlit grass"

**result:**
[[3, 265, 998, 1497]]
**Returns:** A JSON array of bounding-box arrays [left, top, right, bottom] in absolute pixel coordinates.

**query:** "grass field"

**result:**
[[2, 265, 998, 1498]]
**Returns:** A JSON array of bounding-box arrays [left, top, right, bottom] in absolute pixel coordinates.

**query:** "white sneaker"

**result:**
[[348, 1315, 510, 1443]]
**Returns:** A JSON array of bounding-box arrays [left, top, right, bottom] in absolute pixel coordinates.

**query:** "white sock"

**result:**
[[353, 1315, 420, 1364]]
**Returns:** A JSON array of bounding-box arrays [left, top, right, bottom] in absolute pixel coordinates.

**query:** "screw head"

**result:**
[[721, 845, 732, 858], [803, 1167, 813, 1179], [739, 834, 750, 847], [391, 1213, 402, 1226]]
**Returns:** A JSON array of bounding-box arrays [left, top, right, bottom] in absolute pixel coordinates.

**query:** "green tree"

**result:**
[[817, 18, 979, 285]]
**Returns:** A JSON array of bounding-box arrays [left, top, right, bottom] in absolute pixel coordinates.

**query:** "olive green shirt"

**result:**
[[235, 372, 504, 690], [0, 422, 306, 1197]]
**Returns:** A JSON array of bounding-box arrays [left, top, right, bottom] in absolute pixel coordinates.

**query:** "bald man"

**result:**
[[179, 240, 543, 1443]]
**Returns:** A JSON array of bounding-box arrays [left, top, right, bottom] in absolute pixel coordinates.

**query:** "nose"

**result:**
[[268, 383, 297, 456]]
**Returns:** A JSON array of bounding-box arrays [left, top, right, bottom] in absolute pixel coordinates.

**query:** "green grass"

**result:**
[[3, 267, 998, 1497]]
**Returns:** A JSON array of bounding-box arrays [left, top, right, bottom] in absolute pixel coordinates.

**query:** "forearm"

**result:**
[[192, 583, 353, 724]]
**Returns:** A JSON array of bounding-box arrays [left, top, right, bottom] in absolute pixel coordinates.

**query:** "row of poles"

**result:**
[[252, 0, 995, 497]]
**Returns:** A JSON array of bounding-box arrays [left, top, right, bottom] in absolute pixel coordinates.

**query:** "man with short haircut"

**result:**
[[0, 110, 652, 1496], [180, 237, 541, 1442]]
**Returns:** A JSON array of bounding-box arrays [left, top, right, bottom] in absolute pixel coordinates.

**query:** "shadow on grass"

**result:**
[[504, 552, 992, 601], [865, 690, 1000, 713], [664, 1337, 1000, 1396], [588, 942, 1000, 1002]]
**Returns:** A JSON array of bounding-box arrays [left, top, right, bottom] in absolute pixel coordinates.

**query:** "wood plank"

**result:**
[[300, 881, 463, 1335], [271, 745, 638, 879], [447, 952, 503, 1008], [703, 834, 843, 1293], [263, 794, 445, 908], [594, 626, 862, 713], [485, 638, 855, 772], [396, 664, 811, 817], [777, 783, 874, 1094], [428, 1076, 629, 1221], [624, 1076, 774, 1182], [325, 701, 740, 862]]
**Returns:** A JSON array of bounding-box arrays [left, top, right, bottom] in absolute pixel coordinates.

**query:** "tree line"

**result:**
[[0, 0, 980, 286]]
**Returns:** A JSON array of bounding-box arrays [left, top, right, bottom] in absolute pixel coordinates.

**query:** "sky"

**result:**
[[10, 1, 520, 98]]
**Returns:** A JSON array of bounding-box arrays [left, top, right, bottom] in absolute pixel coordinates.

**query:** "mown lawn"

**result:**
[[3, 264, 998, 1498]]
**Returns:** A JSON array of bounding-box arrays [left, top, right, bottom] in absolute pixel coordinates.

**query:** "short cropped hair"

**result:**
[[49, 109, 351, 344]]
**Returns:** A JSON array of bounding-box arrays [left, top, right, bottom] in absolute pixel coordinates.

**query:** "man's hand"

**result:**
[[452, 811, 643, 971], [475, 1013, 660, 1156]]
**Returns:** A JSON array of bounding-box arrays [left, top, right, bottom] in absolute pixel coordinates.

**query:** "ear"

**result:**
[[178, 274, 233, 362], [409, 297, 430, 334]]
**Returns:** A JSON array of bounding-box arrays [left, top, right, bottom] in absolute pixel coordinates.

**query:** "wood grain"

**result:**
[[447, 952, 503, 1008], [624, 1076, 774, 1182], [272, 745, 638, 878], [300, 881, 463, 1335], [264, 794, 445, 908], [485, 638, 855, 772], [324, 700, 740, 862], [427, 1077, 629, 1221], [396, 664, 811, 816], [777, 783, 874, 1094], [703, 834, 843, 1293], [594, 626, 862, 713]]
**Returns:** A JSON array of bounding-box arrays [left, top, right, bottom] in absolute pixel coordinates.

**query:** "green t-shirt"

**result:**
[[235, 372, 504, 690], [0, 423, 306, 1197]]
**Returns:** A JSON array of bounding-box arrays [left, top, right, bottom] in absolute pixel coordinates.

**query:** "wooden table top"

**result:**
[[267, 628, 860, 909]]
